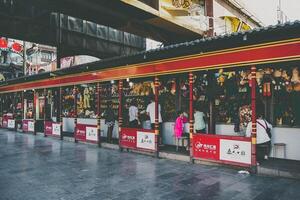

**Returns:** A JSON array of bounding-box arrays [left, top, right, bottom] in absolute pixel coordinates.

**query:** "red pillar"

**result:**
[[43, 88, 47, 137], [251, 66, 257, 172], [154, 76, 159, 155], [73, 85, 78, 143], [96, 83, 101, 147], [33, 90, 36, 135], [189, 72, 194, 160], [59, 87, 63, 140], [118, 80, 123, 145]]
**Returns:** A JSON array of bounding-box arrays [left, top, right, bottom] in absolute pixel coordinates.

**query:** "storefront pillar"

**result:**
[[251, 66, 257, 172], [59, 87, 63, 140], [21, 91, 24, 121], [96, 83, 101, 147], [189, 72, 194, 161], [12, 92, 16, 130], [33, 90, 37, 135], [73, 85, 78, 143], [43, 88, 47, 137], [118, 80, 123, 145], [154, 76, 159, 156]]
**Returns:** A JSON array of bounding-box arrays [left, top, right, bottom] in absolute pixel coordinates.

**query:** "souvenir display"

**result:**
[[62, 87, 75, 117], [122, 80, 154, 125], [76, 84, 97, 118], [24, 91, 34, 119], [100, 82, 119, 118]]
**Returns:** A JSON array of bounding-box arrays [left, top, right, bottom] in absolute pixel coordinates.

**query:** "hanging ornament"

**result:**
[[11, 42, 22, 53], [0, 38, 8, 49]]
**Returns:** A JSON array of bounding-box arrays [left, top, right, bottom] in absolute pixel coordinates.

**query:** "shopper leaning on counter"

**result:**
[[146, 96, 163, 143], [246, 110, 272, 163], [194, 106, 206, 133], [128, 99, 139, 128]]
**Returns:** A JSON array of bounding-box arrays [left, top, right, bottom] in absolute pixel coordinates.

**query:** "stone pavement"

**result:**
[[0, 130, 300, 200]]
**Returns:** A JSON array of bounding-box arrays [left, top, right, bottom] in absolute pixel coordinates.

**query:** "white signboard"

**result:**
[[52, 123, 61, 136], [220, 139, 251, 165], [137, 131, 155, 150], [8, 119, 15, 129], [28, 121, 34, 132], [86, 127, 98, 142]]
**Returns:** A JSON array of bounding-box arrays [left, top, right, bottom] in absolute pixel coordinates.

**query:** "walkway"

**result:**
[[0, 130, 300, 200]]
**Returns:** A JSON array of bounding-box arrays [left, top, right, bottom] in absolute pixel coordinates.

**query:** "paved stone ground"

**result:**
[[0, 130, 300, 200]]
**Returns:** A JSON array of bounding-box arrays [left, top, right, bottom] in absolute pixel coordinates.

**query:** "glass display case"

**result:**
[[76, 83, 97, 118], [61, 86, 75, 118]]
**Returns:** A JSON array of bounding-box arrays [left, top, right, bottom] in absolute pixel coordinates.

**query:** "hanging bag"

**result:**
[[257, 120, 272, 139]]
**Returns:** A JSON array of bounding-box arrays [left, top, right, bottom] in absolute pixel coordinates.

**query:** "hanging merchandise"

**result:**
[[291, 67, 300, 91], [262, 68, 273, 97], [256, 69, 264, 94], [0, 38, 8, 49]]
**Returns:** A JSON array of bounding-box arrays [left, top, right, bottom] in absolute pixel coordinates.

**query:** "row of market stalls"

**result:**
[[1, 21, 300, 170]]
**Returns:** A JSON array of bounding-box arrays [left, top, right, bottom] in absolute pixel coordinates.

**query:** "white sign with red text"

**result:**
[[137, 131, 155, 150], [28, 121, 34, 132], [220, 139, 251, 164], [52, 123, 61, 136], [86, 127, 98, 142], [8, 119, 15, 129]]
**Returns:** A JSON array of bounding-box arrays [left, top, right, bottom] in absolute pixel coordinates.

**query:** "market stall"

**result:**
[[119, 77, 158, 154], [22, 90, 35, 133], [61, 86, 76, 136], [74, 83, 99, 144], [44, 88, 61, 138], [99, 81, 120, 143]]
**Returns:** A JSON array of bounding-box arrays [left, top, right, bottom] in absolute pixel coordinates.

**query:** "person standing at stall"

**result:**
[[103, 101, 115, 143], [146, 96, 162, 143], [246, 111, 272, 163], [194, 106, 206, 133], [129, 99, 139, 128]]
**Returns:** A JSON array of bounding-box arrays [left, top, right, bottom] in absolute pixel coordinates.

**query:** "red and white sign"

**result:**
[[75, 124, 98, 143], [193, 135, 219, 160], [7, 119, 15, 129], [220, 139, 251, 165], [192, 134, 251, 166], [120, 128, 137, 149], [86, 127, 98, 142], [44, 121, 52, 135], [75, 124, 86, 141], [137, 131, 155, 151], [23, 120, 34, 132], [52, 123, 61, 136]]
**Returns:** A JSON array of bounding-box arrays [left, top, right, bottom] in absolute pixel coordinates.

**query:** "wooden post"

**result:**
[[21, 91, 24, 126], [96, 83, 101, 147], [33, 90, 37, 135], [73, 85, 78, 143], [189, 72, 194, 162], [154, 76, 159, 157], [251, 66, 257, 173], [118, 80, 123, 147]]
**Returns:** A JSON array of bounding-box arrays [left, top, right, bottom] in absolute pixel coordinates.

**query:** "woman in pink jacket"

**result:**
[[174, 111, 188, 139]]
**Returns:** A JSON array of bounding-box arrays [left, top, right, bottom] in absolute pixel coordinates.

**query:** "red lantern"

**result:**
[[11, 42, 22, 53], [0, 38, 8, 49]]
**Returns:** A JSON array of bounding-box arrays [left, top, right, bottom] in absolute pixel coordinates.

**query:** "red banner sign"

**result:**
[[192, 134, 251, 167], [44, 121, 53, 135], [22, 119, 34, 132], [120, 128, 137, 149], [75, 124, 98, 143], [75, 124, 87, 141], [193, 134, 220, 160]]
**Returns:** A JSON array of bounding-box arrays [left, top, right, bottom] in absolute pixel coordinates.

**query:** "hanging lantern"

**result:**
[[0, 38, 8, 49], [11, 42, 22, 53]]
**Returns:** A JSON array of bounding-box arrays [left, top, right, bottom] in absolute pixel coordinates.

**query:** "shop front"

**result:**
[[44, 88, 61, 138], [1, 22, 300, 170], [22, 90, 35, 133]]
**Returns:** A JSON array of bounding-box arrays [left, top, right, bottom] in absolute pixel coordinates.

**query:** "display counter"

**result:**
[[62, 117, 75, 133]]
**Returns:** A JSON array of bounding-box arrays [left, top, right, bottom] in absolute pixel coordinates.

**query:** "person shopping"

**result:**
[[128, 99, 139, 128], [194, 106, 206, 133], [246, 111, 272, 163], [103, 101, 115, 143]]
